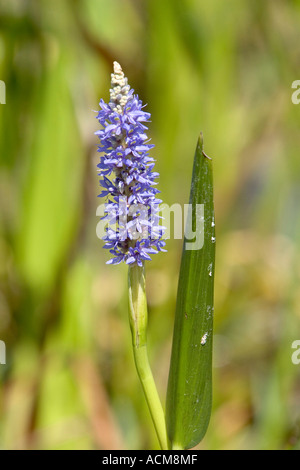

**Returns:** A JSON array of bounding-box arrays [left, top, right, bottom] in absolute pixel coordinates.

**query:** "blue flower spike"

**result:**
[[96, 62, 166, 267]]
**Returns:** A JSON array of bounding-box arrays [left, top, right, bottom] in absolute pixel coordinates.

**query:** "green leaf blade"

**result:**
[[166, 134, 215, 449]]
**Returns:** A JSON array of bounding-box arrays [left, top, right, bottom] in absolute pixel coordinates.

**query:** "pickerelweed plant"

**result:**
[[95, 62, 215, 450]]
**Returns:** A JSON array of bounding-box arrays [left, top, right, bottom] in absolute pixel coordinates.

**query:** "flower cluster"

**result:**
[[95, 62, 166, 266]]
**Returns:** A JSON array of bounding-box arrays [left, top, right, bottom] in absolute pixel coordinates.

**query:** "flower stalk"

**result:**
[[96, 62, 167, 450], [128, 264, 168, 450]]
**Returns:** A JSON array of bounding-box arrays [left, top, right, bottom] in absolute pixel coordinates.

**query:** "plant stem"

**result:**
[[171, 442, 184, 450], [128, 264, 168, 450]]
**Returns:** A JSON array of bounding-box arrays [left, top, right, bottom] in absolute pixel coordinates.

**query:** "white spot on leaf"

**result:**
[[201, 332, 208, 345]]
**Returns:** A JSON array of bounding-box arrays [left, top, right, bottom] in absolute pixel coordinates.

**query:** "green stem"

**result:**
[[128, 264, 168, 450], [171, 442, 184, 450]]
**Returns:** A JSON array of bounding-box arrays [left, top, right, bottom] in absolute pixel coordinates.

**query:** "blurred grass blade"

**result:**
[[166, 134, 215, 450]]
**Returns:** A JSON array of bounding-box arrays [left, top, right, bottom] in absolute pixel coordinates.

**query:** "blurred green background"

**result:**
[[0, 0, 300, 450]]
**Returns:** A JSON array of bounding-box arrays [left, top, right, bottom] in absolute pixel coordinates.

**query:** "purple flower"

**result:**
[[96, 62, 166, 266]]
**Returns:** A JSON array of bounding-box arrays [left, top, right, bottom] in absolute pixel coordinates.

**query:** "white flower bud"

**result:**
[[109, 62, 131, 113]]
